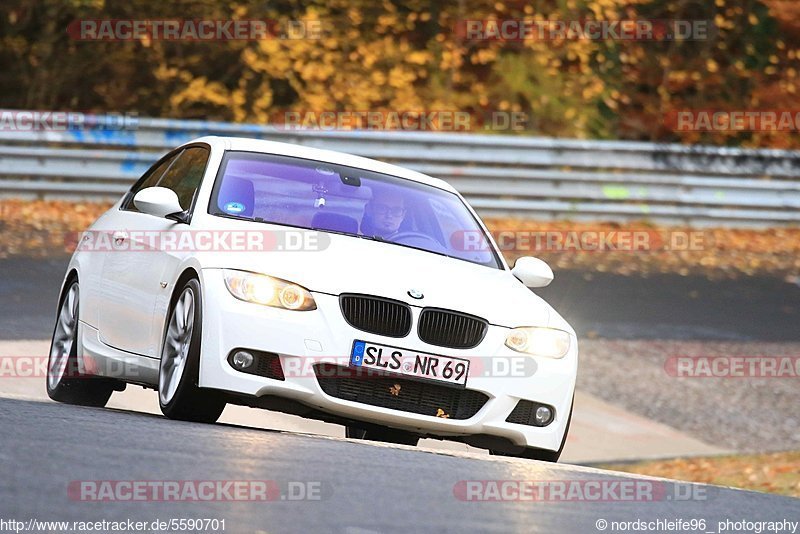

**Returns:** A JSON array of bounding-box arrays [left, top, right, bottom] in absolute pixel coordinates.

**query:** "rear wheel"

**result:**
[[158, 278, 226, 423], [46, 281, 114, 407], [346, 425, 419, 446]]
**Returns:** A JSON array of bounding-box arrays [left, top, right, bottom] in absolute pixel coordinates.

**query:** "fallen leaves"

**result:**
[[0, 201, 798, 281], [484, 217, 800, 280], [0, 200, 111, 258], [600, 451, 800, 498]]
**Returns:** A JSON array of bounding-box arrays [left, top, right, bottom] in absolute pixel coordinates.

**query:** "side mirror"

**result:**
[[133, 187, 183, 219], [512, 256, 554, 288]]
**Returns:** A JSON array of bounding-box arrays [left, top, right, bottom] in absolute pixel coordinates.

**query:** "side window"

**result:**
[[121, 152, 179, 212], [156, 147, 210, 211]]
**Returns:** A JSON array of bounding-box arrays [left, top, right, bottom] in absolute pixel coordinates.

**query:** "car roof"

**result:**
[[187, 135, 457, 193]]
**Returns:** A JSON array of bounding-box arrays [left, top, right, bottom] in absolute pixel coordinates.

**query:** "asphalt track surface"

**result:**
[[2, 258, 799, 532], [2, 397, 798, 533], [2, 257, 800, 341]]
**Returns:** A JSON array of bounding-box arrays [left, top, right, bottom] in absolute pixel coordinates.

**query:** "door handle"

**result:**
[[112, 231, 127, 246]]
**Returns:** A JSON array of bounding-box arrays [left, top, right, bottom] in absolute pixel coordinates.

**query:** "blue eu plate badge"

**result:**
[[350, 341, 366, 367]]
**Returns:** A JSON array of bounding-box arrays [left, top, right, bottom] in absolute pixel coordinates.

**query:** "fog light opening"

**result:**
[[535, 406, 553, 426], [232, 350, 254, 370]]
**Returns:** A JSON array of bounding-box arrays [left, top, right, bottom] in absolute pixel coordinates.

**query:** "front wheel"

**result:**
[[158, 278, 226, 423], [46, 280, 114, 407]]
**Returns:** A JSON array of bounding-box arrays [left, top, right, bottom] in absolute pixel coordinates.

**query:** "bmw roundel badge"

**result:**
[[407, 289, 424, 299]]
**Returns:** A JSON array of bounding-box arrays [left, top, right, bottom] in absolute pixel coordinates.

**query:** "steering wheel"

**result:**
[[389, 232, 447, 253]]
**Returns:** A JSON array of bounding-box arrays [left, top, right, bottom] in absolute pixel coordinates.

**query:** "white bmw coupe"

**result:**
[[47, 136, 578, 461]]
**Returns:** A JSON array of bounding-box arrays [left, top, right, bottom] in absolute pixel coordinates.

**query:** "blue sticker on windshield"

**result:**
[[223, 201, 245, 214]]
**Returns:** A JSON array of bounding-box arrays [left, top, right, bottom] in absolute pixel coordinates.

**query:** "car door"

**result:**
[[98, 145, 210, 357]]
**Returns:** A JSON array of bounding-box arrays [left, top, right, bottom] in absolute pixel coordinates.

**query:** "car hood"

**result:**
[[197, 226, 552, 328]]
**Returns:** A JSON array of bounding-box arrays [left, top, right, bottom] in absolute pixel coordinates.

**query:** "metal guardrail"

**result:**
[[1, 111, 799, 226]]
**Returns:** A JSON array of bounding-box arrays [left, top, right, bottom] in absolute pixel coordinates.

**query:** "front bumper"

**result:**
[[198, 268, 577, 451]]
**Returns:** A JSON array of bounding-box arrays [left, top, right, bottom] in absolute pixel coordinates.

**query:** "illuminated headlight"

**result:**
[[223, 270, 316, 311], [504, 327, 571, 359]]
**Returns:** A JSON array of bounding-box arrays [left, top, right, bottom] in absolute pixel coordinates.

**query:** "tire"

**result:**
[[345, 426, 367, 439], [345, 425, 419, 446], [158, 278, 226, 423], [46, 280, 114, 407], [490, 402, 573, 462]]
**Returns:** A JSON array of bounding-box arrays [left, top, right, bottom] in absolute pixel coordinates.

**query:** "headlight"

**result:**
[[504, 327, 571, 359], [223, 270, 316, 311]]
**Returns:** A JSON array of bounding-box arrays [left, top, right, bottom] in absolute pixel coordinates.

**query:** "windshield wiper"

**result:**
[[310, 227, 352, 237], [311, 228, 469, 262], [308, 227, 387, 242], [305, 226, 492, 265]]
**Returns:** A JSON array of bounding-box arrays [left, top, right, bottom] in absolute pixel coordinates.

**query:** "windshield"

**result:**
[[209, 151, 501, 269]]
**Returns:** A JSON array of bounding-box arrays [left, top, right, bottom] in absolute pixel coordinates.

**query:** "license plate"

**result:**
[[350, 340, 469, 387]]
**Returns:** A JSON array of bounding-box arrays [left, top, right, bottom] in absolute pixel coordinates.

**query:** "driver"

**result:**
[[361, 189, 407, 239]]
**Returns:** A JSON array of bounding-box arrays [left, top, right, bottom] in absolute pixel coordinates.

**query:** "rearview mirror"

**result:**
[[511, 257, 554, 288], [133, 187, 183, 218]]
